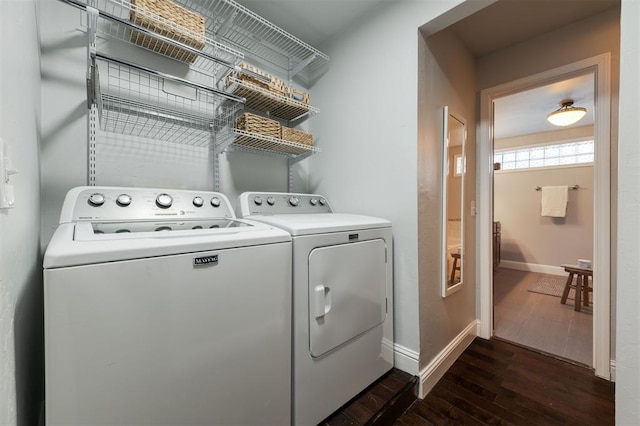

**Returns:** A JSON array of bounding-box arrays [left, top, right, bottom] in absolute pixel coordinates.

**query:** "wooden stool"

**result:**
[[450, 253, 461, 284], [560, 264, 593, 312]]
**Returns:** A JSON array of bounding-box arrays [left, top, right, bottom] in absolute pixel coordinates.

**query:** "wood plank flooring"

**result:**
[[396, 338, 614, 425], [493, 268, 592, 365], [323, 338, 614, 425]]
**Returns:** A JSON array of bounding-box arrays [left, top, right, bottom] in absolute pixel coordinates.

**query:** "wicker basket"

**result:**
[[130, 0, 205, 64], [281, 126, 313, 146], [235, 112, 281, 139], [228, 62, 286, 96], [287, 87, 309, 105]]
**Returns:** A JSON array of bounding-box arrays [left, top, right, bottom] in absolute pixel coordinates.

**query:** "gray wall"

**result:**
[[417, 27, 477, 369], [494, 127, 594, 268], [616, 1, 640, 423], [0, 0, 43, 424]]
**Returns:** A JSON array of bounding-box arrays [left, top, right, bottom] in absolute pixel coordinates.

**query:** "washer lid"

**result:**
[[244, 213, 391, 236], [43, 219, 291, 269]]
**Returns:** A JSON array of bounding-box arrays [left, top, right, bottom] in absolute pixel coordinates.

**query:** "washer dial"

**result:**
[[193, 196, 204, 207], [156, 193, 173, 208], [266, 196, 275, 206], [210, 197, 221, 208], [254, 196, 263, 206], [88, 193, 106, 207], [288, 196, 300, 207], [116, 194, 132, 207]]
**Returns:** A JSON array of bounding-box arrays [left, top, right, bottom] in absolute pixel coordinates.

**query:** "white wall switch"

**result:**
[[0, 138, 17, 209]]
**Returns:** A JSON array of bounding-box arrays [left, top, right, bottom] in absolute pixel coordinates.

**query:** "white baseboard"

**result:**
[[610, 360, 616, 382], [418, 320, 478, 398], [499, 259, 565, 276], [393, 342, 420, 376]]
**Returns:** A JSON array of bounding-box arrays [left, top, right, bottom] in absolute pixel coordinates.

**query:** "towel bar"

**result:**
[[534, 185, 579, 191]]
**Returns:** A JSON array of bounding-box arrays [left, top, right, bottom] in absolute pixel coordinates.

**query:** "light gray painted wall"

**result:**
[[40, 0, 300, 248], [417, 28, 477, 369], [616, 1, 640, 423], [495, 165, 594, 267], [494, 127, 594, 267], [475, 4, 620, 364], [309, 0, 476, 367], [0, 0, 43, 424]]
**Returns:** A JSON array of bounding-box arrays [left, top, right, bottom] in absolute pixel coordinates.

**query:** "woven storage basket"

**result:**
[[235, 113, 281, 139], [229, 62, 287, 96], [130, 0, 205, 64], [281, 126, 313, 146], [287, 87, 310, 105]]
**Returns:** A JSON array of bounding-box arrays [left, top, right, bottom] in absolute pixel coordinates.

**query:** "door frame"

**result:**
[[477, 53, 611, 379]]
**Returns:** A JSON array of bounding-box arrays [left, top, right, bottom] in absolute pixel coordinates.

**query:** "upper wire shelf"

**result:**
[[93, 53, 242, 146], [180, 0, 329, 84], [226, 76, 318, 121], [72, 0, 244, 80]]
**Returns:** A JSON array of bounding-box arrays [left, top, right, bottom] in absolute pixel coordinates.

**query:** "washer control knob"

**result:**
[[309, 198, 318, 206], [266, 196, 276, 206], [156, 193, 173, 209], [318, 198, 327, 206], [116, 194, 132, 207], [288, 196, 300, 207], [88, 193, 106, 207], [254, 196, 263, 206], [192, 196, 204, 207], [210, 197, 221, 208]]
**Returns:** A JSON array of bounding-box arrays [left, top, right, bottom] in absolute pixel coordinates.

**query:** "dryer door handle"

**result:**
[[313, 285, 332, 319]]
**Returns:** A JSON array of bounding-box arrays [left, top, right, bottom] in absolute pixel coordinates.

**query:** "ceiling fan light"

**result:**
[[547, 101, 587, 127]]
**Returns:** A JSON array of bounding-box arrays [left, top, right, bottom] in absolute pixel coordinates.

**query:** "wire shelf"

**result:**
[[216, 127, 320, 158], [80, 0, 244, 78], [226, 76, 318, 121], [180, 0, 329, 83], [95, 55, 240, 146]]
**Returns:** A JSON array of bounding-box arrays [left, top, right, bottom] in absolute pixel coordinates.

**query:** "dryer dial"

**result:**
[[309, 198, 318, 206], [318, 198, 327, 206], [210, 197, 221, 208], [267, 196, 275, 206], [288, 196, 300, 207], [156, 193, 173, 209], [88, 193, 105, 207], [254, 196, 263, 206]]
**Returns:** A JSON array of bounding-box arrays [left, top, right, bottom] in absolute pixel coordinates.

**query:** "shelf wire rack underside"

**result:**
[[217, 128, 320, 158], [181, 0, 329, 80]]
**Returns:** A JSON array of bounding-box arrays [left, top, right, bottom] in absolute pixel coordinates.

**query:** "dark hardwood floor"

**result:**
[[323, 338, 615, 425]]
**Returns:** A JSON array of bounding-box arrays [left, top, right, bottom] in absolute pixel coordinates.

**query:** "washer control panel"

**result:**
[[239, 192, 332, 216], [63, 187, 235, 223]]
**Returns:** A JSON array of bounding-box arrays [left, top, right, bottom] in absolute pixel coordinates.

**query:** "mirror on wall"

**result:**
[[441, 106, 466, 297]]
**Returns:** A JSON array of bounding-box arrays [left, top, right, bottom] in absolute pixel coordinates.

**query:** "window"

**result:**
[[454, 154, 465, 176], [494, 140, 594, 171]]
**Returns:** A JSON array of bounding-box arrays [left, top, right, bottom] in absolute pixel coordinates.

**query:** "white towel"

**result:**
[[541, 186, 568, 217]]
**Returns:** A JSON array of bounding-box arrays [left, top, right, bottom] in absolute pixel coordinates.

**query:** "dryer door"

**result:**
[[308, 239, 386, 358]]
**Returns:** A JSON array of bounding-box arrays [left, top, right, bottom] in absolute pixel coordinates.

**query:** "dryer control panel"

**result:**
[[60, 186, 235, 223], [238, 192, 333, 216]]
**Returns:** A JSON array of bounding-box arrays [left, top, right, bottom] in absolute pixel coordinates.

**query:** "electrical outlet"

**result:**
[[470, 200, 476, 216]]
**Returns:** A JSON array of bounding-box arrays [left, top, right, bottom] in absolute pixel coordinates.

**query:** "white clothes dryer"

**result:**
[[44, 186, 292, 425], [238, 192, 394, 426]]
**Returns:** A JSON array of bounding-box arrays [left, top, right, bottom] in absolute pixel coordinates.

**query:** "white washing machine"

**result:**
[[44, 186, 292, 425], [238, 192, 394, 425]]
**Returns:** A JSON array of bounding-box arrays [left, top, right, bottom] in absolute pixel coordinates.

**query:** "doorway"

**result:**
[[490, 74, 596, 365], [478, 55, 612, 378]]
